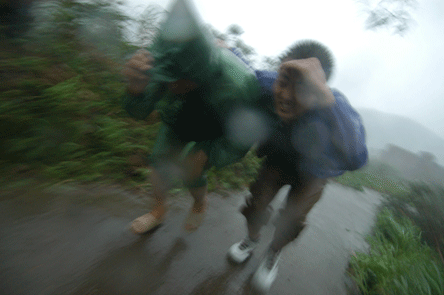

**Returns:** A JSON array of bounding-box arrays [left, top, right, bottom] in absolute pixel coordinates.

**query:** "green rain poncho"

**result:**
[[124, 0, 270, 184]]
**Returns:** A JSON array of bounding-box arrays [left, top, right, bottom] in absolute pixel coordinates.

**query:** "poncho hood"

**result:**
[[149, 0, 221, 84]]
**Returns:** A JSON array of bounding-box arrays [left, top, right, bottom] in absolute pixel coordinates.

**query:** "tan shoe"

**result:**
[[131, 213, 163, 234]]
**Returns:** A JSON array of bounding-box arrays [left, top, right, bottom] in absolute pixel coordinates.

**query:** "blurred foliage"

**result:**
[[259, 56, 280, 71], [0, 0, 35, 38], [336, 157, 444, 263], [131, 4, 165, 48], [207, 23, 257, 66], [207, 150, 264, 191], [0, 0, 262, 190], [357, 0, 418, 35], [385, 183, 444, 265], [24, 0, 134, 60], [349, 207, 444, 295], [0, 36, 159, 184], [346, 159, 444, 293], [334, 158, 408, 195]]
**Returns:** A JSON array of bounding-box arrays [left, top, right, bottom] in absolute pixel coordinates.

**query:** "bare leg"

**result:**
[[189, 185, 207, 213], [149, 148, 207, 219], [269, 178, 326, 252], [130, 167, 170, 234], [183, 185, 208, 231], [149, 168, 170, 219], [242, 163, 283, 241], [181, 149, 209, 231]]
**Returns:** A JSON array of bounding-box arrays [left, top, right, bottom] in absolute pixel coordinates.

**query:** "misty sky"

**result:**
[[125, 0, 444, 140]]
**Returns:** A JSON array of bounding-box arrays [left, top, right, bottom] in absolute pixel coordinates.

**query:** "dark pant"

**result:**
[[241, 161, 327, 251]]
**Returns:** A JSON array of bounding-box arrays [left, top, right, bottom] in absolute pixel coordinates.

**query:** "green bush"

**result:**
[[386, 183, 444, 264], [335, 169, 408, 195], [207, 150, 263, 191], [350, 208, 444, 295]]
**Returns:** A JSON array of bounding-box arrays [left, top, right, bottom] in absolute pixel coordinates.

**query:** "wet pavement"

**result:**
[[0, 181, 382, 295]]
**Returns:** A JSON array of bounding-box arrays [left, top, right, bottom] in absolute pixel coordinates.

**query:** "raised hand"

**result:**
[[122, 49, 153, 96], [279, 57, 335, 111]]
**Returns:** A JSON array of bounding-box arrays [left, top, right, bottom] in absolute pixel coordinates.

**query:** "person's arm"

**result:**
[[280, 58, 335, 112], [122, 82, 166, 120], [121, 50, 164, 120], [292, 90, 368, 177], [277, 58, 366, 175], [324, 89, 368, 171]]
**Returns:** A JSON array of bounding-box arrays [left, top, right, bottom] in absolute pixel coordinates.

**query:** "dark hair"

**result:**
[[279, 40, 335, 81]]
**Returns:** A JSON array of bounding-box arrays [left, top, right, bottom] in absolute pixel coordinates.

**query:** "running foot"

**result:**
[[130, 212, 164, 234], [251, 248, 281, 293], [183, 197, 207, 232], [227, 237, 259, 264]]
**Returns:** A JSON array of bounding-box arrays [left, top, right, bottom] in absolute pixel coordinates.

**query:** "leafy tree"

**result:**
[[258, 56, 280, 71], [27, 0, 132, 59], [233, 39, 255, 58], [222, 24, 257, 63], [205, 24, 278, 70], [205, 24, 227, 41], [420, 151, 436, 163], [130, 4, 165, 48], [226, 24, 244, 36], [357, 0, 418, 35]]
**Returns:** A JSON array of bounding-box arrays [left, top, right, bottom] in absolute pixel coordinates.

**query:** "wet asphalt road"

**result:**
[[0, 181, 382, 295]]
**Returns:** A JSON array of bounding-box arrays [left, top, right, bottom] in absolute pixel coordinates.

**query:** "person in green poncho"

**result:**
[[121, 0, 271, 233], [122, 49, 269, 233]]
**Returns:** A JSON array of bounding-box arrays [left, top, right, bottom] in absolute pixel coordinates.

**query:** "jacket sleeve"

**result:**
[[327, 89, 368, 170], [292, 89, 368, 177], [122, 82, 166, 120]]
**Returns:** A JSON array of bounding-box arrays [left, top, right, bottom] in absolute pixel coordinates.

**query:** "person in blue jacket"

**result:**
[[227, 40, 368, 293]]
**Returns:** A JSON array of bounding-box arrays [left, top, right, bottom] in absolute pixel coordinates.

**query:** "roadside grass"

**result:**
[[334, 159, 408, 195], [386, 183, 444, 266], [342, 164, 444, 295], [349, 208, 444, 295], [335, 170, 408, 195]]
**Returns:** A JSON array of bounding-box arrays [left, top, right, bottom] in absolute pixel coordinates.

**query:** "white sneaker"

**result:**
[[227, 237, 259, 264], [251, 248, 281, 293]]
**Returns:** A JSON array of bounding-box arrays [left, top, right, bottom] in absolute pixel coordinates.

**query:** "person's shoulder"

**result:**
[[228, 47, 255, 71], [255, 70, 278, 82], [255, 70, 277, 93], [330, 88, 350, 104], [328, 88, 360, 117]]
